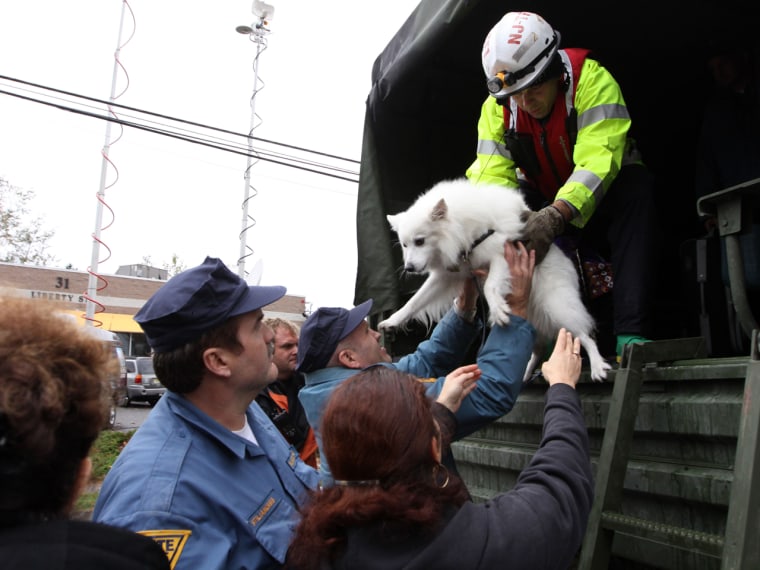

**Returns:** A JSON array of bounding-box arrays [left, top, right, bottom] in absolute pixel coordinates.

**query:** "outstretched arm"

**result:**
[[503, 240, 535, 319], [488, 328, 593, 568], [541, 328, 582, 388], [425, 240, 538, 439], [436, 363, 481, 413]]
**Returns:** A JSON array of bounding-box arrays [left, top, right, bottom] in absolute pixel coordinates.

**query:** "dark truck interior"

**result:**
[[354, 0, 759, 359]]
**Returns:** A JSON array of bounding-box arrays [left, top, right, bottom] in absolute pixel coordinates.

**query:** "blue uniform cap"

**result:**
[[135, 256, 286, 353], [297, 299, 373, 373]]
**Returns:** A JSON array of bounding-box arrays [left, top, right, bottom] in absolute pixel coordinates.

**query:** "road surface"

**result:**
[[114, 402, 153, 432]]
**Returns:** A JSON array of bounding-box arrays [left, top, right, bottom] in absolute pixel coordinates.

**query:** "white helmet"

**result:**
[[481, 11, 561, 98]]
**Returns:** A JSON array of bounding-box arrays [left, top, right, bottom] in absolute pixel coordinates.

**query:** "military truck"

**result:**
[[354, 1, 759, 567]]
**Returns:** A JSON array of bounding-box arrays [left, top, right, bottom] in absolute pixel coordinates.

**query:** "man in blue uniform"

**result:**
[[298, 241, 537, 485], [93, 257, 319, 569]]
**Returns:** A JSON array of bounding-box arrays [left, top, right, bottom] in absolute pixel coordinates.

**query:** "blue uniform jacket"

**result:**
[[93, 392, 319, 570], [299, 309, 536, 484]]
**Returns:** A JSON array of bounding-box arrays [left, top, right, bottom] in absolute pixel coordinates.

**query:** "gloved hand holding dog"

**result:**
[[521, 204, 566, 263]]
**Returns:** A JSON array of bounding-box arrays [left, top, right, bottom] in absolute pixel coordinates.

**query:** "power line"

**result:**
[[0, 74, 362, 183], [0, 74, 360, 164]]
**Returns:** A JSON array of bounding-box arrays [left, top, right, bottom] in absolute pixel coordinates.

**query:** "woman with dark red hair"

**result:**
[[287, 328, 593, 570]]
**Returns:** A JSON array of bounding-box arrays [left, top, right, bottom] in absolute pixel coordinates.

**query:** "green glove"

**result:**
[[521, 205, 565, 263]]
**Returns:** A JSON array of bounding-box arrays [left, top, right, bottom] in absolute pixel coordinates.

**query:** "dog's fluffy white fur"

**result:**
[[380, 178, 611, 382]]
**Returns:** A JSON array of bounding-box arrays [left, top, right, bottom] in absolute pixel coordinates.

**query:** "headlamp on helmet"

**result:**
[[482, 11, 561, 98]]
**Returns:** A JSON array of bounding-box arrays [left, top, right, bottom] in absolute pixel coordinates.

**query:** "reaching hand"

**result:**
[[541, 328, 582, 388], [437, 364, 481, 413], [504, 241, 535, 319], [521, 205, 565, 263], [456, 269, 486, 315]]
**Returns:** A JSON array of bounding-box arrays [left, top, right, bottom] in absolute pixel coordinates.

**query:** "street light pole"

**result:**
[[236, 1, 274, 279]]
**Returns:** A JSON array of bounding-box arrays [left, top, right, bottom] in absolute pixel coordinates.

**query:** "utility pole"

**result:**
[[85, 0, 131, 325]]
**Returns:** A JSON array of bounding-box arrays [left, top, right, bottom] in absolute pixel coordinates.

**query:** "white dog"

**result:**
[[379, 178, 611, 382]]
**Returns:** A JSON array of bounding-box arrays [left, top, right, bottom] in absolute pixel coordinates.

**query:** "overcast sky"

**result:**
[[0, 0, 418, 310]]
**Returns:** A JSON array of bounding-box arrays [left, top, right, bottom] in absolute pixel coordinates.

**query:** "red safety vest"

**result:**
[[502, 48, 590, 201]]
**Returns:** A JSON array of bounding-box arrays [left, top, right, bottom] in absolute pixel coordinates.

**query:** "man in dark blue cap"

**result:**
[[93, 257, 319, 569], [298, 242, 538, 485]]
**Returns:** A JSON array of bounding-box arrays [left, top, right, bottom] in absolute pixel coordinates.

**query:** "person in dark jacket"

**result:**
[[695, 36, 760, 231], [0, 295, 170, 570], [286, 327, 594, 570], [255, 317, 318, 467]]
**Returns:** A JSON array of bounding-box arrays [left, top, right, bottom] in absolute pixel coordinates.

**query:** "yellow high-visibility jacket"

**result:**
[[466, 48, 642, 227]]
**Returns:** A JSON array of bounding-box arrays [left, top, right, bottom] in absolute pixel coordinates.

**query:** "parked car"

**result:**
[[80, 326, 128, 429], [124, 356, 165, 406]]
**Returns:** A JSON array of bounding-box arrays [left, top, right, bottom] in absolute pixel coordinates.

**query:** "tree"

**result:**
[[163, 253, 186, 277], [142, 253, 186, 278], [0, 177, 56, 265]]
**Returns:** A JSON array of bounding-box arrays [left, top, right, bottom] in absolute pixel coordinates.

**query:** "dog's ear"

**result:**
[[386, 213, 399, 231], [430, 198, 448, 222]]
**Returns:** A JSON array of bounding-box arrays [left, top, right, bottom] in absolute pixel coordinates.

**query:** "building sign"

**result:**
[[29, 290, 87, 304]]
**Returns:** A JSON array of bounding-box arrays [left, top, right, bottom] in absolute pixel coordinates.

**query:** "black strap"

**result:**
[[472, 274, 489, 353], [471, 228, 495, 250], [502, 33, 559, 87], [461, 229, 495, 262]]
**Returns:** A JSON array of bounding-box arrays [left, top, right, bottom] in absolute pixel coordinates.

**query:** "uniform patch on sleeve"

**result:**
[[139, 529, 191, 569]]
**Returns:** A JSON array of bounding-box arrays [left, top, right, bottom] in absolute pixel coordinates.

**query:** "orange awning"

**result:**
[[61, 310, 143, 333]]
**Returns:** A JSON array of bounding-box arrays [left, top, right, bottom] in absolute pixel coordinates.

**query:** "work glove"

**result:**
[[521, 205, 565, 263]]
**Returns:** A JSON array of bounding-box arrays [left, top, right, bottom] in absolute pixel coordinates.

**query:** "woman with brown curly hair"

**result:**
[[287, 328, 593, 570], [0, 296, 170, 569]]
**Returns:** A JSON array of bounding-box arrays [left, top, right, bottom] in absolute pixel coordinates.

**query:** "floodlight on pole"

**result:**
[[235, 0, 274, 279]]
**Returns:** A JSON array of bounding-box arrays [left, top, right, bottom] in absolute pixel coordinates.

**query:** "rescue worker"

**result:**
[[466, 11, 657, 360]]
